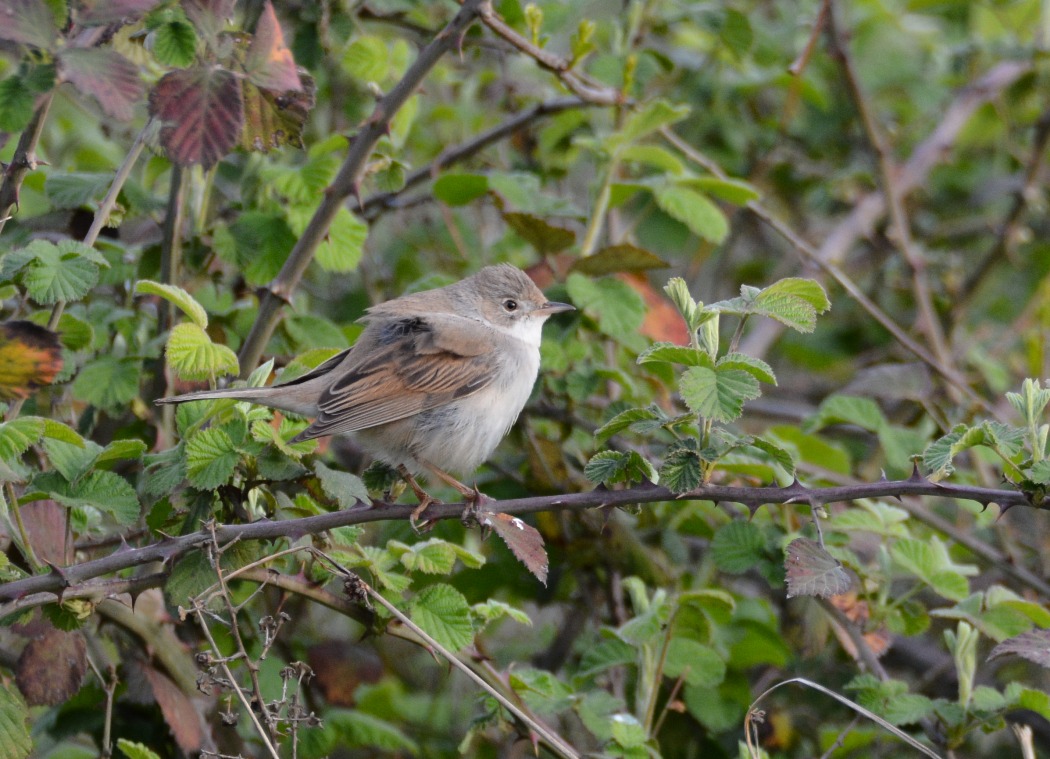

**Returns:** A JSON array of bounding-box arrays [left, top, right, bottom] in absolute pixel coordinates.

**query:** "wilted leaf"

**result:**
[[142, 663, 205, 753], [245, 2, 301, 92], [16, 629, 87, 706], [240, 73, 315, 153], [785, 537, 853, 598], [150, 66, 244, 168], [571, 244, 669, 275], [0, 0, 59, 49], [58, 48, 143, 121], [0, 321, 62, 401], [989, 629, 1050, 668], [481, 511, 548, 585]]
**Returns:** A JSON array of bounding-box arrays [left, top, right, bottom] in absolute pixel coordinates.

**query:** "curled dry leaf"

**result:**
[[480, 511, 548, 586], [0, 320, 63, 401], [989, 629, 1050, 668]]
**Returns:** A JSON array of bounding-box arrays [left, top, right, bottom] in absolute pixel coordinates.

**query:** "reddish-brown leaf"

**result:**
[[307, 641, 383, 707], [16, 629, 87, 706], [481, 511, 549, 585], [0, 321, 63, 402], [58, 47, 143, 121], [240, 73, 315, 153], [182, 0, 235, 41], [149, 67, 244, 168], [620, 273, 689, 344], [21, 500, 69, 567], [989, 629, 1050, 668], [245, 1, 301, 92], [0, 0, 59, 49], [75, 0, 160, 26], [784, 537, 852, 598], [828, 592, 891, 658], [142, 663, 208, 753]]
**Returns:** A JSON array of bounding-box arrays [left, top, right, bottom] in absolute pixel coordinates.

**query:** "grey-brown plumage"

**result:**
[[158, 265, 573, 514]]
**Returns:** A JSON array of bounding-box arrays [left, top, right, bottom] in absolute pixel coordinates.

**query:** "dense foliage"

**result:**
[[1, 1, 1049, 757]]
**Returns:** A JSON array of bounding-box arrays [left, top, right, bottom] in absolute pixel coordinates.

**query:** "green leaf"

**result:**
[[570, 244, 670, 275], [20, 242, 99, 305], [185, 427, 239, 489], [616, 100, 690, 145], [806, 394, 886, 434], [329, 710, 418, 753], [166, 323, 239, 381], [0, 681, 31, 759], [679, 365, 761, 422], [503, 212, 575, 254], [43, 437, 100, 481], [660, 444, 703, 494], [0, 417, 45, 462], [716, 352, 776, 385], [711, 520, 765, 574], [316, 462, 371, 508], [618, 144, 685, 174], [395, 539, 457, 574], [654, 185, 728, 244], [565, 273, 646, 344], [152, 20, 197, 67], [44, 470, 141, 524], [409, 584, 474, 652], [663, 638, 726, 687], [0, 77, 34, 132], [117, 739, 162, 759], [135, 280, 209, 329], [584, 450, 657, 486], [683, 176, 760, 205], [710, 278, 830, 333], [343, 36, 389, 81], [45, 171, 112, 209], [71, 356, 140, 411], [609, 713, 648, 749], [579, 637, 636, 676], [637, 342, 711, 368], [595, 405, 668, 443], [432, 173, 489, 206], [315, 208, 367, 273]]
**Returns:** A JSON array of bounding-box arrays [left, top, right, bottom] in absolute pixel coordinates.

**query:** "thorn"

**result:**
[[908, 462, 926, 482], [995, 502, 1013, 520], [879, 469, 889, 482]]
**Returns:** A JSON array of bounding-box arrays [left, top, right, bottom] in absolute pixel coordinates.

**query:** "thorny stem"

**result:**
[[0, 92, 54, 237]]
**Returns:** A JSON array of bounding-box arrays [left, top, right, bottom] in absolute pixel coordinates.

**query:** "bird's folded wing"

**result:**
[[295, 314, 499, 440]]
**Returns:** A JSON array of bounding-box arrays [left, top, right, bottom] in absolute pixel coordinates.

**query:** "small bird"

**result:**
[[158, 264, 574, 523]]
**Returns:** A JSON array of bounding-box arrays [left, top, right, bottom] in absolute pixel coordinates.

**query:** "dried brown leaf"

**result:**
[[0, 321, 63, 401], [16, 629, 87, 706], [785, 537, 852, 598], [245, 1, 301, 92], [480, 511, 548, 585]]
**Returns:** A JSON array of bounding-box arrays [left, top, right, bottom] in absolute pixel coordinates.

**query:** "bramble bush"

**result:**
[[1, 2, 1049, 758]]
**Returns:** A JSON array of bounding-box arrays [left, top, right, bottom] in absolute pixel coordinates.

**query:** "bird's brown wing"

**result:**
[[291, 313, 499, 442]]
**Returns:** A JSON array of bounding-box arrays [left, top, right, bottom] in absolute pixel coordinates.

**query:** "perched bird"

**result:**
[[158, 264, 574, 523]]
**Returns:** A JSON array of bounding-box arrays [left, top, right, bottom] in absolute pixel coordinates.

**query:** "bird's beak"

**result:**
[[536, 301, 575, 317]]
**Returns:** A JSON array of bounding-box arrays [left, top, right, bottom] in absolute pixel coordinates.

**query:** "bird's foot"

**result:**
[[410, 495, 440, 533], [460, 485, 493, 527]]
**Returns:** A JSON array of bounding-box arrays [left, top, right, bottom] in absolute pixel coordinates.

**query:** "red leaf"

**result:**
[[142, 663, 208, 753], [16, 629, 87, 706], [0, 321, 63, 402], [0, 0, 59, 49], [150, 67, 244, 168], [784, 537, 852, 598], [58, 48, 143, 121], [245, 1, 302, 92], [76, 0, 160, 26], [989, 629, 1050, 668], [480, 511, 549, 585]]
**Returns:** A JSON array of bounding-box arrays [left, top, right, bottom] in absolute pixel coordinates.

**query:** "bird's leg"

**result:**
[[419, 461, 490, 526], [398, 465, 439, 531]]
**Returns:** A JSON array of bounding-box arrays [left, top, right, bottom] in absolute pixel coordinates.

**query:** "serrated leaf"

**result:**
[[711, 520, 765, 574], [152, 20, 197, 67], [185, 427, 239, 489], [663, 638, 726, 687], [503, 212, 575, 254], [45, 172, 113, 210], [637, 342, 710, 368], [0, 0, 59, 49], [785, 538, 853, 598], [43, 437, 100, 481], [71, 356, 141, 411], [432, 173, 489, 206], [584, 450, 656, 486], [166, 323, 239, 381], [135, 280, 209, 329], [244, 1, 301, 91], [480, 511, 548, 584], [16, 628, 87, 706], [117, 739, 162, 759], [46, 470, 141, 524], [989, 629, 1050, 668], [315, 208, 367, 273], [149, 66, 243, 168], [710, 278, 830, 333], [747, 436, 795, 475], [409, 584, 474, 652], [0, 681, 32, 759], [397, 539, 457, 574], [0, 77, 34, 132], [0, 417, 45, 461], [329, 711, 418, 753], [0, 321, 63, 401], [716, 352, 776, 385], [654, 185, 728, 244], [343, 35, 389, 82], [660, 444, 703, 494], [58, 48, 143, 121], [570, 244, 670, 275], [316, 462, 371, 508], [21, 244, 99, 305], [595, 405, 667, 443], [679, 365, 760, 422]]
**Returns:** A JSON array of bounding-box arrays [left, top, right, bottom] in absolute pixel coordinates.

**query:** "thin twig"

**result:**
[[237, 0, 489, 374]]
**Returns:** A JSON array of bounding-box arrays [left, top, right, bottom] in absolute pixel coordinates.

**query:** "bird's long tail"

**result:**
[[156, 385, 316, 415]]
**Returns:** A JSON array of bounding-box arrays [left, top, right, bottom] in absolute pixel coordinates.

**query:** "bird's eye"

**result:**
[[503, 299, 518, 312]]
